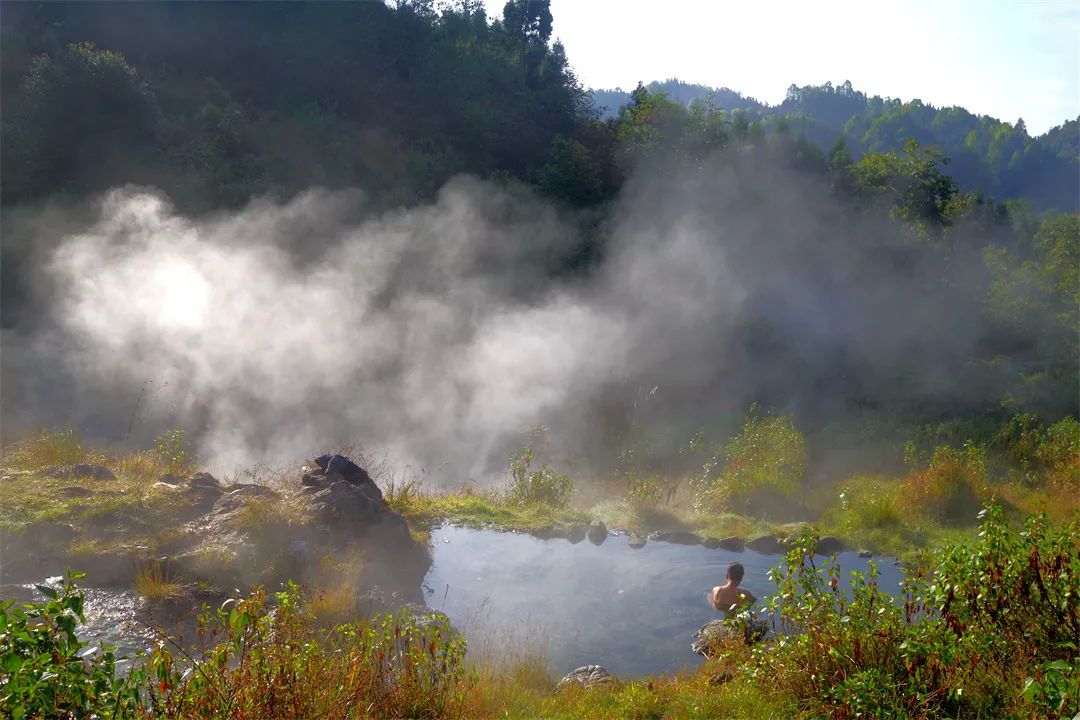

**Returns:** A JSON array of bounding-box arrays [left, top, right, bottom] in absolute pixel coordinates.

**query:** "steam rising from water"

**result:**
[[1, 156, 988, 483]]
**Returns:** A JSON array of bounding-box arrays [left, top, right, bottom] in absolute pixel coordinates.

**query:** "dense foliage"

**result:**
[[595, 79, 1079, 211], [751, 507, 1079, 718]]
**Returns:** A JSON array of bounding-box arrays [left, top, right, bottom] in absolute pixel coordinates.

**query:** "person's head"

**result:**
[[726, 562, 745, 585]]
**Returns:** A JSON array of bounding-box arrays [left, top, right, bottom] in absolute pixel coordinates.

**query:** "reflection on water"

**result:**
[[423, 525, 904, 677]]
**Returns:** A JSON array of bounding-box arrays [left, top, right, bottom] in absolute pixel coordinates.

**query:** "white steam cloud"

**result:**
[[2, 156, 984, 484]]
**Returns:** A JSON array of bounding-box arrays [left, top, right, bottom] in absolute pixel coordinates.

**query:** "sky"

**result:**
[[484, 0, 1079, 135]]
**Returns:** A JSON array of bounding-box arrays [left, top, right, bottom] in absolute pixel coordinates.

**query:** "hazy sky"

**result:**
[[484, 0, 1079, 135]]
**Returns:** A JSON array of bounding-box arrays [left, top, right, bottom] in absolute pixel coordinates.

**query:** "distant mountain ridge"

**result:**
[[590, 79, 1078, 210]]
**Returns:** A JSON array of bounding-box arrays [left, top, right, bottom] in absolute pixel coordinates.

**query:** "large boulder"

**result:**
[[816, 536, 846, 555], [557, 665, 614, 690], [746, 534, 786, 554], [691, 616, 769, 656]]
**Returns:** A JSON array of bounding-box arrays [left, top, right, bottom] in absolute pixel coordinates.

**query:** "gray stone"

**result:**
[[746, 534, 785, 554], [648, 529, 701, 545], [718, 536, 745, 551], [557, 665, 614, 690], [816, 536, 846, 555], [858, 549, 873, 558], [587, 520, 607, 545], [627, 532, 646, 549], [186, 472, 221, 489], [691, 616, 768, 656], [567, 524, 587, 544]]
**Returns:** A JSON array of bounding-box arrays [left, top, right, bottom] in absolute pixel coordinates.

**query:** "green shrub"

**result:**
[[1037, 417, 1080, 489], [0, 572, 142, 719], [897, 442, 988, 523], [144, 584, 471, 719], [833, 476, 902, 532], [625, 472, 675, 509], [752, 507, 1080, 719], [153, 428, 195, 475], [506, 445, 574, 508], [694, 409, 806, 514]]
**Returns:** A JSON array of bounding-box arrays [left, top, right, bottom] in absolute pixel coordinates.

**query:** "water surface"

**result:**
[[423, 525, 903, 676]]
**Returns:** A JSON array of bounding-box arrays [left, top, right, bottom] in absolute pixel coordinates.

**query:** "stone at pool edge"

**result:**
[[745, 534, 786, 554], [587, 520, 608, 545], [648, 529, 701, 545], [627, 532, 646, 549], [557, 665, 614, 690], [567, 524, 588, 544], [858, 549, 873, 558]]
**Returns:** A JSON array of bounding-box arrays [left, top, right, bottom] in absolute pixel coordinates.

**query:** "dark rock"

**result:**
[[557, 665, 614, 690], [718, 536, 745, 551], [648, 530, 701, 545], [587, 520, 607, 545], [58, 486, 93, 497], [858, 549, 873, 558], [314, 454, 383, 502], [567, 524, 587, 544], [627, 532, 646, 549], [186, 472, 221, 488], [746, 535, 785, 554], [47, 464, 115, 481], [816, 536, 846, 555]]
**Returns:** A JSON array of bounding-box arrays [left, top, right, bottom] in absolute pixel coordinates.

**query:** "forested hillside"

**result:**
[[1, 0, 1077, 460], [593, 80, 1079, 211]]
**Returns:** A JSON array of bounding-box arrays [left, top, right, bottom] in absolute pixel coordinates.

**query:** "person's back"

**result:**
[[710, 562, 757, 618]]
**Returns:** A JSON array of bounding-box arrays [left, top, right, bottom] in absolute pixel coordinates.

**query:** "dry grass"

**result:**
[[134, 564, 184, 601], [229, 495, 310, 532]]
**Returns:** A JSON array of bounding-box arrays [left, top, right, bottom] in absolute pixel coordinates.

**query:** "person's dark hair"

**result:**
[[727, 562, 745, 584]]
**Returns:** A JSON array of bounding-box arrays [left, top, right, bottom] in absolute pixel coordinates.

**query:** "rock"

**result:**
[[816, 536, 846, 555], [691, 617, 769, 656], [557, 665, 614, 690], [627, 532, 646, 549], [58, 485, 93, 497], [586, 520, 607, 545], [212, 484, 280, 514], [777, 521, 810, 535], [154, 481, 180, 490], [46, 464, 115, 481], [718, 536, 745, 551], [648, 530, 701, 545], [858, 549, 873, 558], [186, 472, 221, 488], [314, 454, 383, 502], [746, 534, 785, 554], [567, 524, 587, 544]]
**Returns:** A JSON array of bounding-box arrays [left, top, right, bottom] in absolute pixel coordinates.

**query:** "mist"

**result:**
[[0, 152, 996, 484]]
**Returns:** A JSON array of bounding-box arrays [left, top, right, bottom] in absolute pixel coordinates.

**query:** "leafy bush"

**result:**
[[144, 584, 471, 719], [506, 445, 574, 508], [0, 572, 141, 719], [625, 472, 676, 509], [897, 442, 988, 523], [1037, 417, 1080, 490], [751, 507, 1080, 719], [153, 428, 195, 475], [833, 476, 902, 532], [694, 410, 806, 514]]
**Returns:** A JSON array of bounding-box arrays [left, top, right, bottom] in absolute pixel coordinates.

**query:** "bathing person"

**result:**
[[710, 561, 757, 617]]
